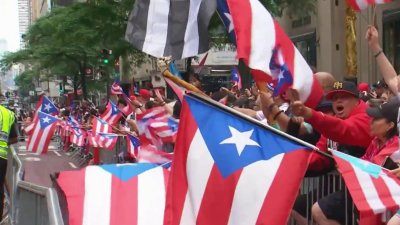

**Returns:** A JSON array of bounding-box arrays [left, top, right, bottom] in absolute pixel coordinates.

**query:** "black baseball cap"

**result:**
[[366, 97, 400, 124], [372, 80, 388, 89], [326, 81, 359, 100]]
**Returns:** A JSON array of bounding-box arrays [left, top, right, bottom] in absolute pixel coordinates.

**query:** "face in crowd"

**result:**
[[330, 93, 359, 119]]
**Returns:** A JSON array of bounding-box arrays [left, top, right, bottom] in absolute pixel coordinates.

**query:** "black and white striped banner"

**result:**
[[125, 0, 216, 60]]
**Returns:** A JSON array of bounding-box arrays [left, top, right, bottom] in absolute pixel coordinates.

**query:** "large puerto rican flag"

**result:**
[[57, 163, 169, 225], [164, 94, 312, 224], [227, 0, 323, 108], [332, 150, 400, 225], [347, 0, 392, 11], [27, 111, 59, 154]]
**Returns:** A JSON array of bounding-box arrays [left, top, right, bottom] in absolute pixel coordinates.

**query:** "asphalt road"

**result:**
[[16, 142, 81, 188]]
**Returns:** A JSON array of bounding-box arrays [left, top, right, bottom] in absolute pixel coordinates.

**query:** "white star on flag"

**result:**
[[44, 103, 52, 112], [220, 126, 260, 156], [42, 117, 51, 123], [224, 13, 234, 33], [277, 70, 284, 81]]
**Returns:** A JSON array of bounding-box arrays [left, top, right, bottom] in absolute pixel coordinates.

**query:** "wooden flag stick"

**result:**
[[162, 69, 208, 97], [372, 5, 377, 27]]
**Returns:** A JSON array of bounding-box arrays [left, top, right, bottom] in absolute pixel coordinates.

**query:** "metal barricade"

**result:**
[[5, 145, 64, 225], [288, 172, 361, 225]]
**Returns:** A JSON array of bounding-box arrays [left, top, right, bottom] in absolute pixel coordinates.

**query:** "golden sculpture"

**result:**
[[345, 6, 358, 78]]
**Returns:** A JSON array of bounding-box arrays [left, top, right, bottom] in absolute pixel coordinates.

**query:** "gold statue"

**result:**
[[345, 6, 358, 78]]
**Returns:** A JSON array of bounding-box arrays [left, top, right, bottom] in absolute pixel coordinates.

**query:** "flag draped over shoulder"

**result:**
[[347, 0, 391, 11], [57, 163, 169, 225], [332, 150, 400, 225], [125, 0, 217, 59], [226, 0, 323, 108], [164, 94, 312, 225]]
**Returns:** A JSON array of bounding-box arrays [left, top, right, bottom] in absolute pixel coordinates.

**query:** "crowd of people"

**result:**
[[12, 25, 400, 225]]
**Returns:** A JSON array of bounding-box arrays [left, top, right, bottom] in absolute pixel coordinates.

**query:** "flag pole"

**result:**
[[162, 69, 206, 96], [187, 92, 333, 160]]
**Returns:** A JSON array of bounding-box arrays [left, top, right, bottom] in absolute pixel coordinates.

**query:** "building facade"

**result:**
[[17, 0, 32, 48], [277, 0, 400, 84]]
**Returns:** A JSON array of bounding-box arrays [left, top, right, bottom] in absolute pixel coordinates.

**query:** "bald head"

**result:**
[[315, 72, 336, 94]]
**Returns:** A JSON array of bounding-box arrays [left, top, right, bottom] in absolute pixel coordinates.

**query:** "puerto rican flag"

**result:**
[[111, 80, 124, 95], [347, 0, 392, 11], [230, 67, 242, 90], [70, 128, 86, 147], [126, 134, 141, 157], [137, 144, 173, 166], [217, 0, 236, 44], [333, 150, 400, 225], [227, 0, 323, 108], [57, 163, 169, 225], [92, 117, 112, 134], [88, 132, 118, 150], [137, 107, 169, 146], [164, 94, 311, 224], [68, 116, 80, 126], [148, 116, 179, 144], [27, 111, 60, 154], [87, 131, 100, 148], [101, 101, 123, 125], [37, 96, 59, 115]]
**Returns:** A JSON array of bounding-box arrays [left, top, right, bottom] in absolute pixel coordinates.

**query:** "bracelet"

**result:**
[[374, 50, 383, 58], [273, 110, 284, 120]]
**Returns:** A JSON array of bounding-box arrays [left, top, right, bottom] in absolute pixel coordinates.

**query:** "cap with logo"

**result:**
[[366, 97, 400, 124], [326, 81, 359, 100]]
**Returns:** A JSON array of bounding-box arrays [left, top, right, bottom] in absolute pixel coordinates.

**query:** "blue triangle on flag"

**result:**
[[38, 111, 59, 128], [41, 96, 59, 114], [185, 95, 309, 177], [100, 163, 158, 181], [333, 151, 382, 178]]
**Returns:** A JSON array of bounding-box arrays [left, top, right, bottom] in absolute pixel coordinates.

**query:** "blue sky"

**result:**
[[0, 0, 20, 52]]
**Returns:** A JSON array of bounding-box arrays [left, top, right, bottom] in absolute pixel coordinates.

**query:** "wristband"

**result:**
[[374, 50, 383, 58]]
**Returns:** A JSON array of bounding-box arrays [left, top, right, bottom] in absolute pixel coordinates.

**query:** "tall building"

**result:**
[[17, 0, 31, 48], [0, 39, 8, 56]]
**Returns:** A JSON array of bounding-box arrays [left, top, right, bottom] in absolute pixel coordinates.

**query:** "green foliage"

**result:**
[[1, 0, 144, 97], [2, 0, 316, 97]]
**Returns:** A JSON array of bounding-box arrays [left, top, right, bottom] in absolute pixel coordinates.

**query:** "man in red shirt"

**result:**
[[291, 81, 373, 225]]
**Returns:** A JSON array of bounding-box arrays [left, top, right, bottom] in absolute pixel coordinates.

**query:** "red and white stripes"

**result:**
[[347, 0, 392, 11], [227, 0, 323, 108]]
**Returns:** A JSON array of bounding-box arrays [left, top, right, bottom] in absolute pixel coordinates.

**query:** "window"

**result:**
[[383, 9, 400, 73], [292, 32, 317, 69]]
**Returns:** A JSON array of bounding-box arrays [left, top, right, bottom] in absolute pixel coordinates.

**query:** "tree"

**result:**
[[1, 0, 145, 99], [1, 0, 316, 98]]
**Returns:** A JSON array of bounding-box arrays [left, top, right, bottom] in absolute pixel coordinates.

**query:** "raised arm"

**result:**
[[366, 26, 399, 94]]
